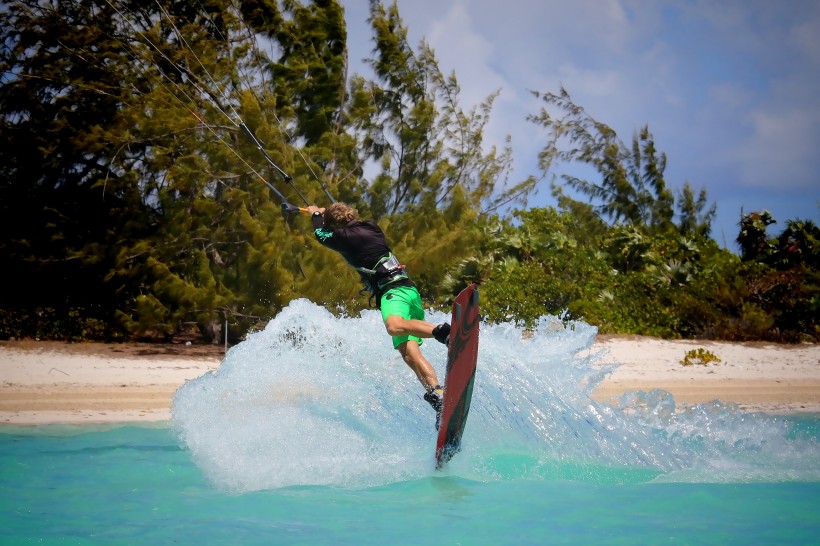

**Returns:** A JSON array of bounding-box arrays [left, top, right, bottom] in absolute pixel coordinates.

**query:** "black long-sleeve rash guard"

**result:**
[[311, 213, 392, 271], [311, 212, 414, 301]]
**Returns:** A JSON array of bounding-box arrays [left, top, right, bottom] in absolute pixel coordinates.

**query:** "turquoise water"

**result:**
[[2, 300, 819, 544]]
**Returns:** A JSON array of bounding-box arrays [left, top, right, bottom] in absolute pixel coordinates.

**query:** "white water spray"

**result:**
[[172, 299, 819, 492]]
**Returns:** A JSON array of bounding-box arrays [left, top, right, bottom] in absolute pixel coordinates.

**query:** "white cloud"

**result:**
[[733, 97, 820, 191], [789, 12, 820, 68], [424, 2, 508, 108], [556, 65, 623, 102]]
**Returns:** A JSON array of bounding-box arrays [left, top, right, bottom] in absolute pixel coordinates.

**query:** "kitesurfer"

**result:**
[[306, 203, 450, 426]]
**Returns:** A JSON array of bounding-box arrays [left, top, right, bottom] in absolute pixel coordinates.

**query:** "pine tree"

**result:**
[[529, 87, 715, 238], [0, 0, 146, 337], [0, 0, 542, 340]]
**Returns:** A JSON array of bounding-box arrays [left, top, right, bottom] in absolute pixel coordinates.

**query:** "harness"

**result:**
[[351, 252, 409, 302]]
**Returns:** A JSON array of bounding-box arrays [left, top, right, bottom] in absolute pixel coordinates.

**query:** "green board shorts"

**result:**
[[380, 285, 425, 349]]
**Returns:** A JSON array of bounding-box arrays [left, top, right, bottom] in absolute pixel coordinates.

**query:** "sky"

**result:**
[[338, 0, 820, 248]]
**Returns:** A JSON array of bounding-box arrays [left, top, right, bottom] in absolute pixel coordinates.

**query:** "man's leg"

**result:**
[[382, 287, 448, 428], [384, 315, 435, 338], [398, 340, 444, 428], [396, 340, 440, 391], [385, 315, 450, 344]]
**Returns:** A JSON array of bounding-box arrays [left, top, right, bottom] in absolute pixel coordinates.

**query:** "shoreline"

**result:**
[[589, 336, 820, 415], [1, 337, 818, 425], [0, 340, 222, 425]]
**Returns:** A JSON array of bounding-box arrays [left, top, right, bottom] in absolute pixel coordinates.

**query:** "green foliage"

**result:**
[[0, 0, 332, 341], [460, 209, 608, 328], [531, 87, 716, 238], [0, 0, 514, 341], [680, 348, 722, 367], [732, 212, 820, 341], [482, 261, 572, 327], [462, 184, 816, 341], [737, 210, 777, 262], [0, 1, 815, 345], [0, 308, 113, 342]]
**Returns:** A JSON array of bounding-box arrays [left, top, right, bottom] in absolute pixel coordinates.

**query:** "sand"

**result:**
[[1, 336, 818, 425], [0, 341, 223, 425], [590, 336, 820, 415]]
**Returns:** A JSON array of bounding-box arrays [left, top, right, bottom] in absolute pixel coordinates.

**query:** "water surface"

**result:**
[[2, 300, 818, 544]]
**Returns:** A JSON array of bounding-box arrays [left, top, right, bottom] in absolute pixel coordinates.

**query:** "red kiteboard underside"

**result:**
[[435, 283, 480, 469]]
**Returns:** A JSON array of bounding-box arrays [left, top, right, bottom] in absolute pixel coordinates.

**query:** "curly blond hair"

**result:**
[[324, 202, 359, 229]]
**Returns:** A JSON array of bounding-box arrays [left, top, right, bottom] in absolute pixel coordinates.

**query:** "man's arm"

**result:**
[[306, 205, 325, 224], [306, 205, 334, 245]]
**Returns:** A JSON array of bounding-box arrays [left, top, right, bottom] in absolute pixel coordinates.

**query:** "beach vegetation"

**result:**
[[0, 0, 816, 345], [680, 348, 722, 367]]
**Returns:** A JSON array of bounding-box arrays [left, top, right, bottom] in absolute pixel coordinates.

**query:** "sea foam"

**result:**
[[171, 299, 819, 492]]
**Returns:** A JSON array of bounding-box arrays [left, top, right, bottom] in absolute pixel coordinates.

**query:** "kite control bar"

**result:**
[[281, 203, 310, 215]]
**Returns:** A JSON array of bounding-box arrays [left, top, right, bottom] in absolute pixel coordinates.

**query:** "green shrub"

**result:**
[[680, 348, 722, 367]]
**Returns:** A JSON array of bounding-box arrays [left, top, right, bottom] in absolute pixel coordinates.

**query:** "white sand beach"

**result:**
[[591, 336, 820, 415], [1, 336, 818, 424]]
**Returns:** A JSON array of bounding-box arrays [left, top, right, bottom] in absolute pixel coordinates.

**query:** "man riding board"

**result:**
[[306, 203, 450, 427]]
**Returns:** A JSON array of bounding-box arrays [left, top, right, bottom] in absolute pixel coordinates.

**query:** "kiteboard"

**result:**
[[435, 283, 480, 469]]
